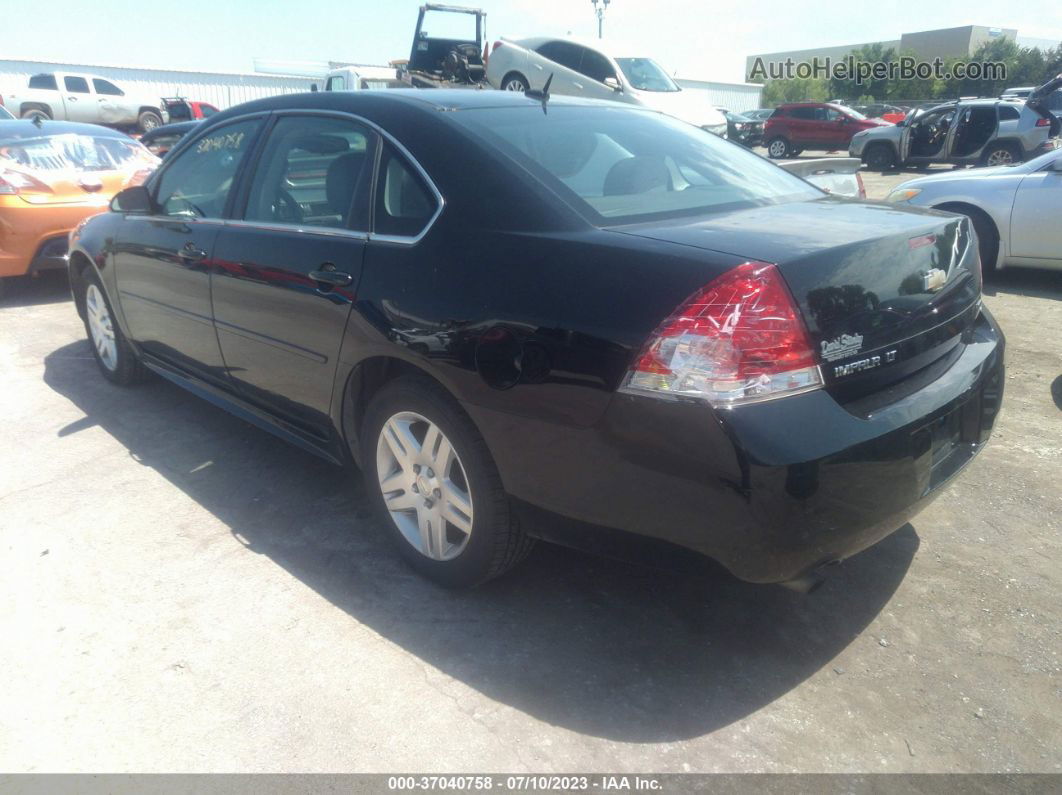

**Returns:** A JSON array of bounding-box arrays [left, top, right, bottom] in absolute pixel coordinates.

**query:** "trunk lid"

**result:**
[[609, 198, 982, 403]]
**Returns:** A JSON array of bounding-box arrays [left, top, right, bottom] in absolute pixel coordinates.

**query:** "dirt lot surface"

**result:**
[[1, 164, 1059, 772]]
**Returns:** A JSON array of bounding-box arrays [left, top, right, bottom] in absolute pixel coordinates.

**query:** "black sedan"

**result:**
[[68, 90, 1003, 590], [724, 111, 764, 147]]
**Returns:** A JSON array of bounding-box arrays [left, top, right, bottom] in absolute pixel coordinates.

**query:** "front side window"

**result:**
[[457, 105, 821, 225], [244, 115, 374, 230], [326, 76, 346, 91], [614, 58, 679, 92], [374, 143, 438, 238], [154, 118, 261, 219], [93, 79, 123, 96], [64, 76, 90, 94], [28, 74, 57, 90], [577, 49, 617, 84]]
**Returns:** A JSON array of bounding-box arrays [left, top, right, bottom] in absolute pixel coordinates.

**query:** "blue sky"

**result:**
[[6, 0, 1062, 83]]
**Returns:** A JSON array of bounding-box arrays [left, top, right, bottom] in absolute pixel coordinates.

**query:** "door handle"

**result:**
[[178, 243, 206, 262], [309, 268, 353, 287]]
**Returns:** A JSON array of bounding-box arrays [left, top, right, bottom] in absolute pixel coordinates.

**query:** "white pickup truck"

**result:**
[[1, 72, 168, 132]]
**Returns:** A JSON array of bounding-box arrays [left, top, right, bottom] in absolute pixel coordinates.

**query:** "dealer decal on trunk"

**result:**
[[821, 333, 864, 361]]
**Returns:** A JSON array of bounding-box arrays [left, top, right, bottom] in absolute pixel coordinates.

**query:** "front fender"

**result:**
[[67, 213, 127, 329]]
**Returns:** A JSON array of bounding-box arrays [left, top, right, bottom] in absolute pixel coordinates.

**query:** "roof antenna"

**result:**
[[525, 73, 553, 113]]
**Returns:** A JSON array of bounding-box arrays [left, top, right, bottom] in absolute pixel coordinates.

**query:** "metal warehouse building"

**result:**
[[675, 79, 763, 113], [0, 59, 317, 111]]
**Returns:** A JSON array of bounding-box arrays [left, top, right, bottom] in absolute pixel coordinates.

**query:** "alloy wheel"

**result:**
[[503, 79, 526, 92], [985, 149, 1013, 166], [85, 284, 118, 371], [769, 140, 787, 158], [376, 411, 474, 561]]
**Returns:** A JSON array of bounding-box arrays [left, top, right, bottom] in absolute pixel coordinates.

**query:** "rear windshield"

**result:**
[[456, 105, 821, 224], [0, 133, 156, 173]]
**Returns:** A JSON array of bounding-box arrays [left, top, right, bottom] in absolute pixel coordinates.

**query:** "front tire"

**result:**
[[501, 72, 529, 92], [20, 107, 51, 122], [361, 376, 533, 588], [766, 137, 791, 159], [81, 271, 148, 385]]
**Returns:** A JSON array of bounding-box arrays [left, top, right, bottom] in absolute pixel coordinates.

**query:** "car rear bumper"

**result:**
[[474, 307, 1004, 583]]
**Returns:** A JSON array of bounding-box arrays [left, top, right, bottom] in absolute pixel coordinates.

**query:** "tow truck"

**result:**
[[398, 4, 489, 88]]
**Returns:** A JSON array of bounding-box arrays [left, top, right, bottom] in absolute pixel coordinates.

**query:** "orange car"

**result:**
[[0, 120, 158, 292]]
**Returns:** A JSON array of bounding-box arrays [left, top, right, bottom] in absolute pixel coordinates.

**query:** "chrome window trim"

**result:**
[[269, 109, 445, 246], [221, 218, 369, 240], [135, 107, 445, 245]]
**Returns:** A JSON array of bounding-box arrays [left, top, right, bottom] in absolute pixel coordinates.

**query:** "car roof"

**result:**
[[206, 88, 655, 122], [0, 119, 132, 138]]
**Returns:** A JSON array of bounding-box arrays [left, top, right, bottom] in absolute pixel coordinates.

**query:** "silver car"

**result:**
[[885, 147, 1062, 274], [485, 37, 728, 136], [850, 74, 1061, 170]]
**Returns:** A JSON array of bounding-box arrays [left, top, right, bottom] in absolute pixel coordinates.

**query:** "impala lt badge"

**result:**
[[834, 349, 898, 378], [821, 333, 864, 361]]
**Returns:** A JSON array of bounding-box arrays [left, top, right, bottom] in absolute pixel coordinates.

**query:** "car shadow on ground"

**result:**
[[43, 340, 918, 742], [0, 271, 72, 309], [983, 268, 1062, 301]]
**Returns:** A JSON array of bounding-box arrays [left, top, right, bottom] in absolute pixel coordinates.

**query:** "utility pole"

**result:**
[[591, 0, 611, 39]]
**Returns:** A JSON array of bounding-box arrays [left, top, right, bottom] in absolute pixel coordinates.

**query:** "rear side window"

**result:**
[[64, 76, 90, 94], [93, 79, 123, 96], [374, 143, 438, 238], [243, 115, 374, 230], [326, 76, 346, 91], [199, 104, 219, 117], [788, 107, 816, 120], [154, 118, 261, 219], [998, 105, 1020, 121], [538, 41, 583, 72], [28, 74, 57, 90]]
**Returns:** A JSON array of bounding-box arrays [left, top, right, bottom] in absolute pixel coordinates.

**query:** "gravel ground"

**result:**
[[0, 171, 1059, 772]]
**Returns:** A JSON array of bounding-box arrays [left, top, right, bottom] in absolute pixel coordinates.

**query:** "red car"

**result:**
[[764, 103, 890, 159], [160, 97, 220, 122]]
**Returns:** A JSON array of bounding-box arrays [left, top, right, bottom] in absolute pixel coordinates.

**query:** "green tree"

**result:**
[[828, 42, 896, 102], [762, 77, 829, 105]]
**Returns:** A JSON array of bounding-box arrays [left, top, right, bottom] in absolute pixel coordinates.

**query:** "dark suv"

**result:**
[[764, 103, 890, 158]]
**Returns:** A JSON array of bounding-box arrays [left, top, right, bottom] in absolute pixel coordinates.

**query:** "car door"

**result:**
[[823, 107, 852, 148], [1008, 156, 1062, 261], [91, 78, 130, 126], [61, 75, 96, 122], [568, 45, 621, 100], [946, 106, 998, 162], [786, 107, 816, 147], [532, 41, 588, 95], [209, 113, 377, 433], [114, 116, 265, 385]]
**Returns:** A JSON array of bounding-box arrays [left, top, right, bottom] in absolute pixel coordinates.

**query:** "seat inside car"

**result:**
[[326, 151, 368, 217], [603, 155, 672, 195]]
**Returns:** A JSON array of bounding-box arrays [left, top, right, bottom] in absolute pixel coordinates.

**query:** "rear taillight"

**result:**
[[0, 169, 53, 196], [620, 262, 822, 407], [1036, 117, 1051, 127], [856, 171, 867, 199]]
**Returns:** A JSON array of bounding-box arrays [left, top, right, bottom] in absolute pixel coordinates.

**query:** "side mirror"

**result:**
[[603, 76, 622, 92], [110, 185, 153, 214]]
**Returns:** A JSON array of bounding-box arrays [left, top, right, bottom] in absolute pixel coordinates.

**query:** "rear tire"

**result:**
[[864, 144, 896, 171], [80, 270, 149, 385], [501, 72, 529, 92], [138, 110, 163, 133], [361, 375, 533, 588], [20, 107, 51, 122], [766, 137, 791, 159], [981, 141, 1020, 167]]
